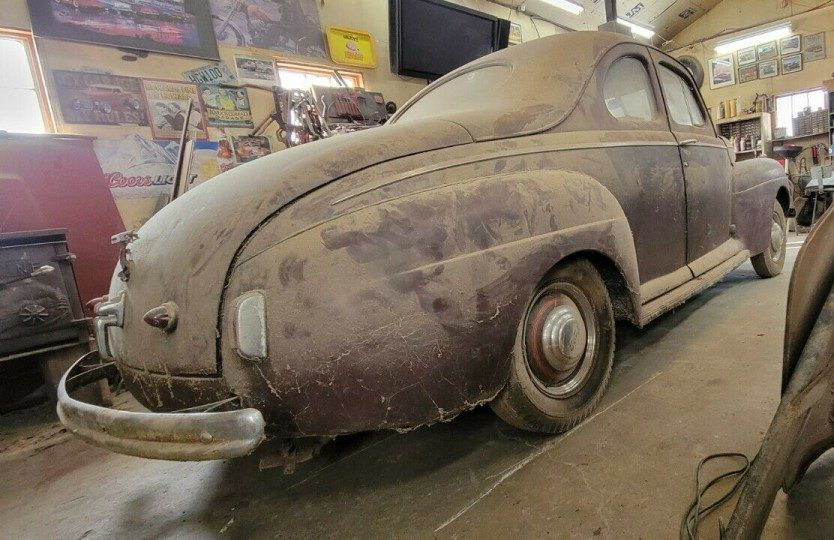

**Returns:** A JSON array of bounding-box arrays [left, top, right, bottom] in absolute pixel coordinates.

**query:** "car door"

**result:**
[[581, 45, 689, 301], [651, 52, 735, 274]]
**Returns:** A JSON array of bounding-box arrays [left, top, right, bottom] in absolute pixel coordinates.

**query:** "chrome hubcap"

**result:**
[[526, 286, 597, 397], [770, 215, 784, 261], [541, 299, 587, 371]]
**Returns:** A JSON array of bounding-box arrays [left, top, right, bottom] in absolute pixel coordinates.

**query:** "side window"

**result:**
[[603, 57, 657, 122], [658, 65, 706, 127]]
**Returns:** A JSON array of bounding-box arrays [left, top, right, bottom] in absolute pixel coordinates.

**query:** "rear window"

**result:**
[[658, 65, 705, 127], [395, 64, 513, 122], [603, 57, 656, 122]]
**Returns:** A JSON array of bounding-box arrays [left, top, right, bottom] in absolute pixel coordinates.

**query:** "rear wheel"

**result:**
[[751, 201, 787, 278], [490, 259, 615, 433]]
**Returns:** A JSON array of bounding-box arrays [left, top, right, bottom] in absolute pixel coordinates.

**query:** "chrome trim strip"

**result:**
[[331, 140, 680, 206]]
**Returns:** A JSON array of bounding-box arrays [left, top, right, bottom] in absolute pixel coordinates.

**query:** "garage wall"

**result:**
[[0, 0, 562, 228], [666, 0, 834, 116]]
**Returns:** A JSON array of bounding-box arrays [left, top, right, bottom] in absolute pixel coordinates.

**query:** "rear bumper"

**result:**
[[57, 352, 265, 461]]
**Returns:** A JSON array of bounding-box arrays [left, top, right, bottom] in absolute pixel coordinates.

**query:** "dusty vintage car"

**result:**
[[59, 31, 792, 462]]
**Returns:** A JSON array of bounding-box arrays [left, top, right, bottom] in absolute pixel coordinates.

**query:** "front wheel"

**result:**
[[751, 201, 787, 278], [490, 259, 615, 433]]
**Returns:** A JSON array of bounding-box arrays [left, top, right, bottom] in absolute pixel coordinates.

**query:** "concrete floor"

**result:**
[[2, 237, 832, 539]]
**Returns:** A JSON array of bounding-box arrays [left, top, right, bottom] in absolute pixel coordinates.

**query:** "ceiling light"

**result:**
[[618, 18, 655, 39], [714, 25, 791, 54], [537, 0, 584, 15]]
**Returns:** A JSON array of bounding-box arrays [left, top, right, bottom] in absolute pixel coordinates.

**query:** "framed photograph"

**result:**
[[781, 53, 803, 75], [27, 0, 219, 60], [737, 46, 757, 66], [709, 55, 736, 89], [508, 22, 523, 45], [210, 0, 327, 58], [53, 70, 148, 126], [738, 65, 758, 84], [779, 34, 802, 55], [757, 41, 778, 61], [232, 135, 271, 163], [199, 86, 253, 128], [234, 55, 277, 87], [804, 32, 826, 62], [758, 59, 779, 79], [141, 79, 207, 140]]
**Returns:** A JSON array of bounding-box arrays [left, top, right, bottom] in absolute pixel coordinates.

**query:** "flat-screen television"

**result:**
[[389, 0, 511, 80]]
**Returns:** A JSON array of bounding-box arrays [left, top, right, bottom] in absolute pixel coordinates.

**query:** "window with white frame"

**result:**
[[775, 89, 825, 138], [275, 63, 364, 91], [0, 31, 50, 134]]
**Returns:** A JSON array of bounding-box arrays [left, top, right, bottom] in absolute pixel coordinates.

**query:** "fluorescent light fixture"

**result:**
[[618, 18, 655, 39], [714, 25, 791, 54], [537, 0, 584, 15]]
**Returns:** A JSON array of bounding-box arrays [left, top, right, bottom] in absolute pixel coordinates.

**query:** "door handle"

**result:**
[[679, 139, 698, 146]]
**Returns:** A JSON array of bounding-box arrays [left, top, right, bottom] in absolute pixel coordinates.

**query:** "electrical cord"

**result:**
[[680, 452, 754, 539]]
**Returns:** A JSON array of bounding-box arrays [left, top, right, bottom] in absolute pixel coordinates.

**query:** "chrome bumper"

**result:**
[[57, 352, 265, 461]]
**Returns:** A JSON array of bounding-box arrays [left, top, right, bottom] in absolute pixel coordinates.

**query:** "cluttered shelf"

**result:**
[[773, 131, 830, 143]]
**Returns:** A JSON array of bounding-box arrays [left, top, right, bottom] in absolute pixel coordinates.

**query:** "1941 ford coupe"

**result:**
[[59, 31, 791, 463]]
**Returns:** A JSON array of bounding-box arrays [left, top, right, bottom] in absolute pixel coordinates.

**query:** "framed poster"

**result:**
[[757, 41, 778, 61], [737, 46, 757, 66], [200, 86, 254, 128], [210, 0, 327, 58], [234, 55, 277, 86], [53, 70, 147, 126], [738, 65, 758, 84], [804, 32, 826, 62], [709, 55, 736, 89], [758, 59, 778, 79], [781, 54, 803, 75], [141, 79, 207, 140], [27, 0, 219, 60], [779, 34, 802, 55], [232, 135, 271, 163]]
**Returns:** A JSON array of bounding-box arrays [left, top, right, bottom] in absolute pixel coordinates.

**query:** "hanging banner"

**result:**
[[93, 135, 179, 200]]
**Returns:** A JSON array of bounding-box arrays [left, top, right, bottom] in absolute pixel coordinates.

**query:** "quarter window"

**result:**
[[603, 57, 656, 122], [658, 65, 705, 127]]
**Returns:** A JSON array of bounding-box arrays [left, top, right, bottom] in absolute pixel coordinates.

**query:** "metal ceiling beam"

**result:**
[[604, 0, 617, 23], [487, 0, 578, 32]]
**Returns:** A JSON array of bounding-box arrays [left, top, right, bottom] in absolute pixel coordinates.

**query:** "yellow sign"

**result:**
[[326, 26, 377, 69]]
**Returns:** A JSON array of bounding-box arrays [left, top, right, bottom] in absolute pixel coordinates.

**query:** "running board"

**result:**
[[639, 250, 750, 326]]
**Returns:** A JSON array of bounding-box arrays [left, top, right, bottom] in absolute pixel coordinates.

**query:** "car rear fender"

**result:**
[[732, 157, 790, 256], [219, 168, 640, 436]]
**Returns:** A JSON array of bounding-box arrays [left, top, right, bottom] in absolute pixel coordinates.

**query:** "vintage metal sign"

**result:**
[[183, 62, 238, 86], [141, 78, 207, 140], [200, 86, 254, 128], [326, 26, 376, 68]]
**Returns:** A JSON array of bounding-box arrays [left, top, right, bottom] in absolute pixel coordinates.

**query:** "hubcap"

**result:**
[[770, 214, 784, 261], [541, 299, 587, 370], [526, 285, 597, 397]]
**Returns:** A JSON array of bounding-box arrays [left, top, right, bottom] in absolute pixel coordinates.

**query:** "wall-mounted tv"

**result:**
[[389, 0, 510, 81]]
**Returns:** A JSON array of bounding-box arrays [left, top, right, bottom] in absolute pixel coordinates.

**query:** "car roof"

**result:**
[[391, 31, 654, 141]]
